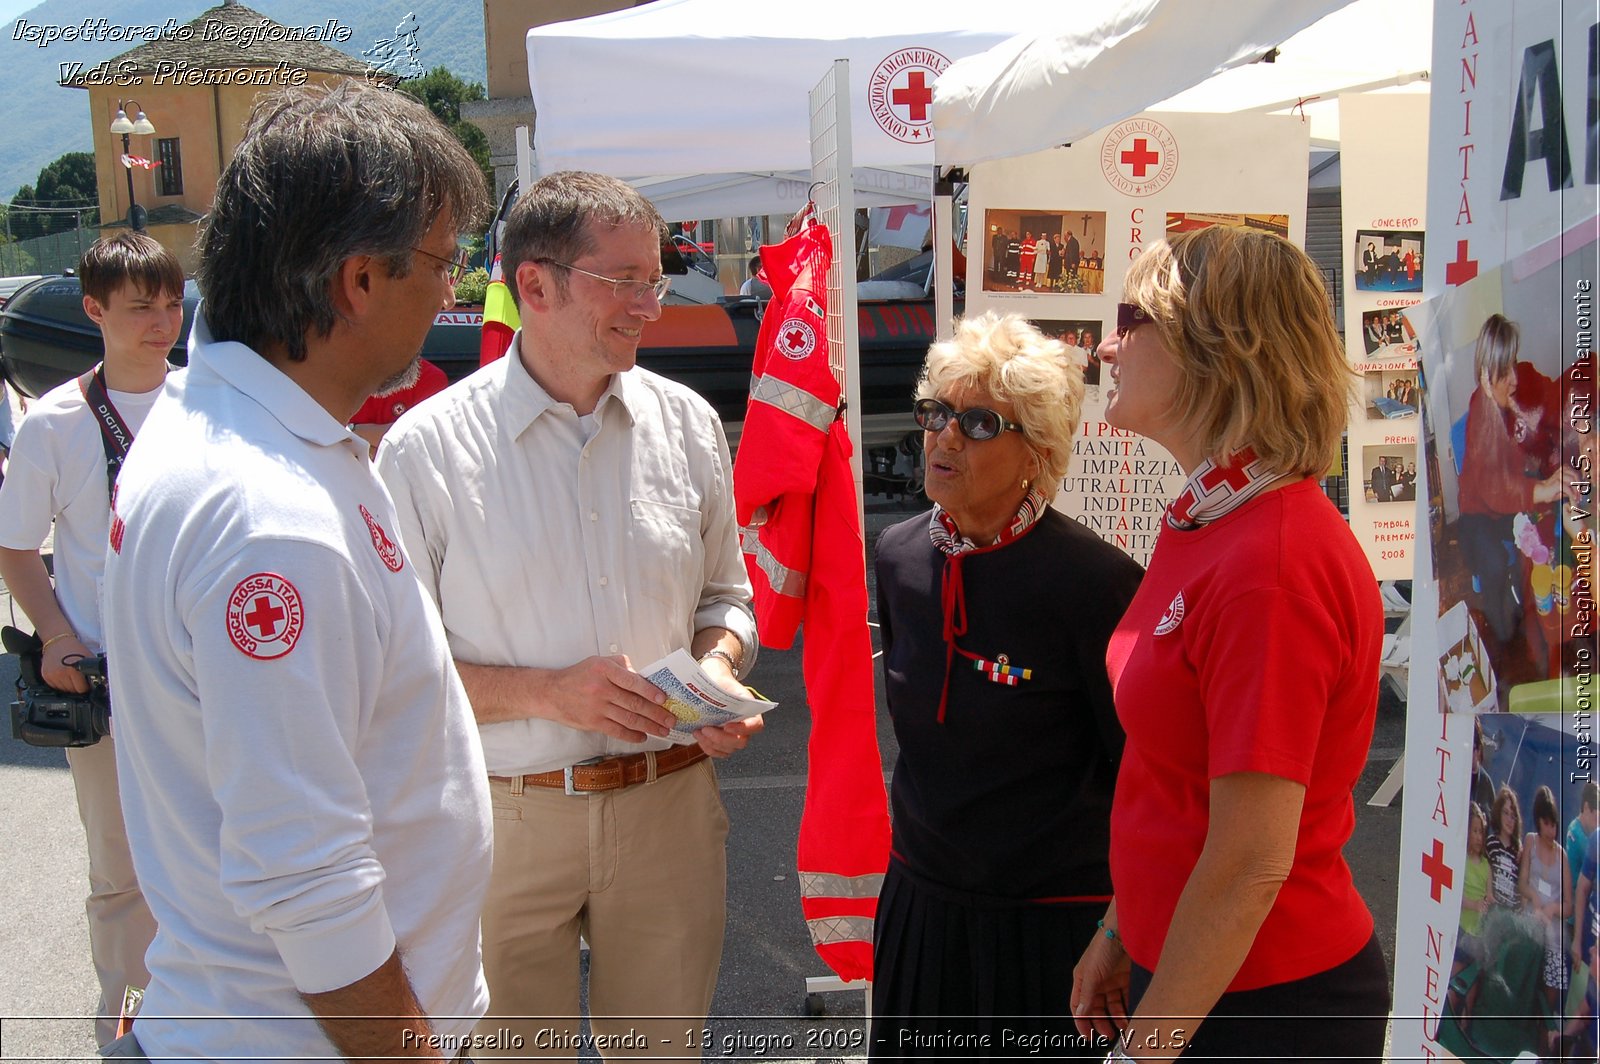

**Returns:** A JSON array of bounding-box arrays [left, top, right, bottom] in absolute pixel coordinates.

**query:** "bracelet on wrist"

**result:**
[[41, 631, 77, 652], [698, 646, 741, 675], [1096, 918, 1121, 945]]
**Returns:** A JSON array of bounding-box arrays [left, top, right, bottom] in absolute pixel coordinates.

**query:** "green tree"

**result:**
[[36, 153, 97, 210], [8, 185, 41, 241], [399, 67, 492, 199], [9, 152, 98, 241]]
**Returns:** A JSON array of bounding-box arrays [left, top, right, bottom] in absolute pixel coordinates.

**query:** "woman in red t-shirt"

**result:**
[[1070, 227, 1388, 1061]]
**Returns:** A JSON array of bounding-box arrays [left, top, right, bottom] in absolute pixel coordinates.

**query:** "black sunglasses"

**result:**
[[913, 398, 1024, 441], [1116, 302, 1150, 338]]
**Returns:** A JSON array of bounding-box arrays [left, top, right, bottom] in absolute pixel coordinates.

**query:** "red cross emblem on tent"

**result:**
[[869, 47, 951, 145], [777, 318, 818, 360], [226, 573, 305, 660], [1100, 118, 1180, 197]]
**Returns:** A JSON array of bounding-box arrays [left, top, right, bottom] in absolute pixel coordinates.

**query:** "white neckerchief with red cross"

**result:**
[[1165, 447, 1291, 531]]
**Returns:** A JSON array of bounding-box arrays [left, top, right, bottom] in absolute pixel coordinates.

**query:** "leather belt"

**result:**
[[490, 745, 708, 795]]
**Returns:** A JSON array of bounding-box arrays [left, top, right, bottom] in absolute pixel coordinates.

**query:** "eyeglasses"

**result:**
[[913, 398, 1024, 441], [1115, 302, 1150, 339], [414, 245, 472, 285], [535, 259, 671, 303]]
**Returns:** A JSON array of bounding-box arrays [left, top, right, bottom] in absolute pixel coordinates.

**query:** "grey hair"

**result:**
[[196, 81, 489, 361], [1472, 313, 1520, 383], [500, 171, 667, 308], [916, 311, 1085, 495]]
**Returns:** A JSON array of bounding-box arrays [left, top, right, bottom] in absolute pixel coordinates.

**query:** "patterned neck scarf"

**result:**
[[1165, 448, 1290, 530], [929, 487, 1049, 555], [926, 487, 1048, 722]]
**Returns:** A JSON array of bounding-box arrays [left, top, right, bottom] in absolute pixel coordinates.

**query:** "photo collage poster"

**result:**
[[1390, 0, 1600, 1057], [965, 112, 1309, 566], [1341, 92, 1431, 581]]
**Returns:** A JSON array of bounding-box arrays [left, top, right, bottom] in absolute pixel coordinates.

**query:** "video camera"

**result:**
[[5, 626, 110, 747]]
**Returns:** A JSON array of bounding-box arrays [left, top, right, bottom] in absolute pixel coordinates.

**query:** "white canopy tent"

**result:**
[[521, 0, 1436, 402], [524, 0, 1046, 216], [526, 0, 1431, 219], [933, 0, 1432, 163]]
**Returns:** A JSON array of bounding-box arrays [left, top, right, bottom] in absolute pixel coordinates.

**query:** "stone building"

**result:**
[[63, 0, 379, 272]]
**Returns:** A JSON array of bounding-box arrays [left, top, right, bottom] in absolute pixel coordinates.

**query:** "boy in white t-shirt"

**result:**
[[0, 232, 182, 1046]]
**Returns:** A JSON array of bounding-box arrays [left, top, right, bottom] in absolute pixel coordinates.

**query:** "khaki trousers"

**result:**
[[68, 736, 156, 1047], [475, 757, 729, 1061]]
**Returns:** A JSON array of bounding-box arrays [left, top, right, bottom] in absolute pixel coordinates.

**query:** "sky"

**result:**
[[0, 0, 35, 27]]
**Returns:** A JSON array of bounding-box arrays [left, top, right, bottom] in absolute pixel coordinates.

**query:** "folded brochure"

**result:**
[[641, 648, 777, 744]]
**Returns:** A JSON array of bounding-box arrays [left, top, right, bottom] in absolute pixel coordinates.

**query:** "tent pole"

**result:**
[[810, 59, 867, 542], [933, 169, 959, 342], [516, 125, 535, 186]]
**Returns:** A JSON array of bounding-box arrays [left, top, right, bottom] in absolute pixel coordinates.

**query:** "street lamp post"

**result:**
[[109, 100, 155, 232]]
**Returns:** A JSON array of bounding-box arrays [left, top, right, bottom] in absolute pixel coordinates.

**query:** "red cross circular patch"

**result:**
[[226, 573, 305, 660], [868, 47, 950, 144], [1154, 591, 1186, 636], [777, 318, 818, 360]]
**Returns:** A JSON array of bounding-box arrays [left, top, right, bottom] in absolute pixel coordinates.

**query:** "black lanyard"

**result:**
[[76, 364, 136, 502]]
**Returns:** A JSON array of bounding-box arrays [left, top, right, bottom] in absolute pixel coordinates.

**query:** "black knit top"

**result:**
[[874, 507, 1143, 899]]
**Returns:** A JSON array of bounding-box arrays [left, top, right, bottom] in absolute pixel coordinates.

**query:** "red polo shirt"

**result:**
[[1106, 478, 1380, 990]]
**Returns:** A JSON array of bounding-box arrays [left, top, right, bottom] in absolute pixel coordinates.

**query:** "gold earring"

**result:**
[[1021, 476, 1031, 490]]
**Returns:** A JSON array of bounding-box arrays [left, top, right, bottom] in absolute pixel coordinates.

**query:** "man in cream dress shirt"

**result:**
[[379, 170, 760, 1060]]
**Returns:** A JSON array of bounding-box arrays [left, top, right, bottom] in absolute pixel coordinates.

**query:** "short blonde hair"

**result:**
[[916, 311, 1084, 494], [1123, 227, 1352, 476]]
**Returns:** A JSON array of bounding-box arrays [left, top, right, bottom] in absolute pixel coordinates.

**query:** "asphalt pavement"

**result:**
[[0, 490, 1407, 1062]]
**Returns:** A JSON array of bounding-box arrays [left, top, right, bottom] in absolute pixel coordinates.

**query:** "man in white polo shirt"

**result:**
[[99, 83, 492, 1062], [0, 232, 179, 1046]]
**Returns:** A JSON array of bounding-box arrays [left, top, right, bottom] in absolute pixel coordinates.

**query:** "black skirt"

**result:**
[[869, 858, 1111, 1061], [1126, 933, 1390, 1061]]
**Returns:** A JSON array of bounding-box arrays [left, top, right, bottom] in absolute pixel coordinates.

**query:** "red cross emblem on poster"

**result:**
[[1100, 117, 1180, 197], [1420, 838, 1455, 903], [226, 573, 305, 660]]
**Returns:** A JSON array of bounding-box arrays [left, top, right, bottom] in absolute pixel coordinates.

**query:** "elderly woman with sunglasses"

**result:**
[[1071, 227, 1388, 1062], [870, 311, 1142, 1058]]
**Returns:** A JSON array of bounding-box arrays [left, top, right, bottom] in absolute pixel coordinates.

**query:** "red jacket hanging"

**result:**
[[733, 222, 891, 982]]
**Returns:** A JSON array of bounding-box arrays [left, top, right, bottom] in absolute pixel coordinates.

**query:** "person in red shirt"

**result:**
[[350, 357, 447, 457], [1071, 227, 1388, 1061], [1456, 315, 1573, 675]]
